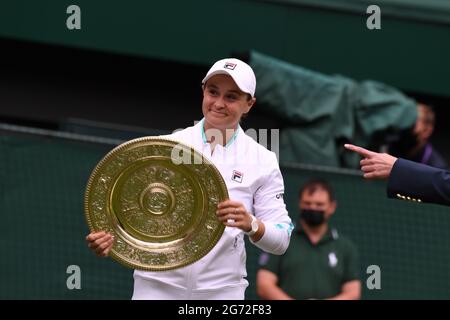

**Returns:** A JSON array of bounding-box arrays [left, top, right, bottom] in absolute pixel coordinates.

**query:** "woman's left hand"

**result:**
[[216, 199, 252, 232]]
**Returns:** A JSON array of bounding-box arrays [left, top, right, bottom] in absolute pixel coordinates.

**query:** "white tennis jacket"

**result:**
[[132, 120, 293, 299]]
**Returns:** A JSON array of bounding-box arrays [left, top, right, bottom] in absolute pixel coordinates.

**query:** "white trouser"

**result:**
[[132, 276, 246, 300]]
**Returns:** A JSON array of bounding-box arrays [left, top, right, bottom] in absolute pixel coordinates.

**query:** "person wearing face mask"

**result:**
[[256, 179, 361, 300], [387, 103, 447, 170]]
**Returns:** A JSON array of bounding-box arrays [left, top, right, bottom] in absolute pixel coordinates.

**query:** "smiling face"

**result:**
[[202, 74, 256, 131]]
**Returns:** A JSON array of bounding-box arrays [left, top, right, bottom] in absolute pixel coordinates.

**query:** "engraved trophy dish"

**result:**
[[84, 137, 228, 271]]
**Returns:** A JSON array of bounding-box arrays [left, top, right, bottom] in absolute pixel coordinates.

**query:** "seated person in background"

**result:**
[[387, 103, 447, 169], [256, 179, 361, 300]]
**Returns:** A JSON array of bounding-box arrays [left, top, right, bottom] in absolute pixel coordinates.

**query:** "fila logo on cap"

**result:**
[[224, 62, 237, 70], [231, 170, 243, 183]]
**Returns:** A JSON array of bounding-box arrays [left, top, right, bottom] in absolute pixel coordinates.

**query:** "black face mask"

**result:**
[[300, 209, 326, 227], [389, 128, 419, 157]]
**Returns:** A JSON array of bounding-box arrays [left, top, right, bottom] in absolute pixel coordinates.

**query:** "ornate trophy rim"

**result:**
[[84, 136, 228, 271]]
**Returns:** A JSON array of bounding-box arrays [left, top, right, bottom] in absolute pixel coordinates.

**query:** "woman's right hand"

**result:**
[[86, 231, 114, 257]]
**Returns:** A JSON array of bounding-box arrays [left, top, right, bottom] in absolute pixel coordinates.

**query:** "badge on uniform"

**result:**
[[258, 252, 270, 266], [328, 252, 338, 267], [232, 170, 243, 183]]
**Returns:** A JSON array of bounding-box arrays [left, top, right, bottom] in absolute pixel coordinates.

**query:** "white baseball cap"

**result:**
[[202, 58, 256, 97]]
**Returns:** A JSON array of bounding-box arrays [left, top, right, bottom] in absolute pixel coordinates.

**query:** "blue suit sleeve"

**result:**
[[387, 158, 450, 206]]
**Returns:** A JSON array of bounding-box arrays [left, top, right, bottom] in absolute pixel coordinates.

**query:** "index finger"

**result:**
[[344, 144, 375, 158], [217, 199, 242, 209], [86, 231, 107, 242]]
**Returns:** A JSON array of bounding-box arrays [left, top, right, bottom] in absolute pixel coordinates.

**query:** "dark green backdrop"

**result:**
[[1, 0, 449, 97]]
